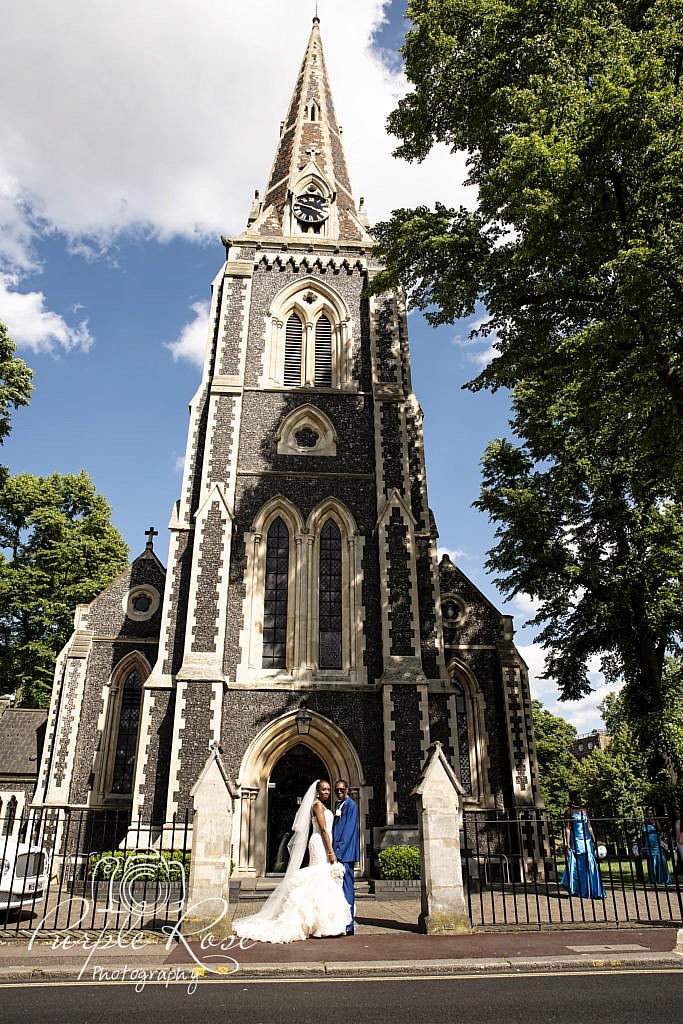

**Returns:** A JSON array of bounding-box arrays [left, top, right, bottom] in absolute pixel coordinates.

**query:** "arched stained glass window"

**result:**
[[111, 669, 143, 794], [319, 519, 342, 669], [453, 680, 472, 795], [314, 314, 332, 387], [262, 517, 289, 669], [284, 313, 303, 386]]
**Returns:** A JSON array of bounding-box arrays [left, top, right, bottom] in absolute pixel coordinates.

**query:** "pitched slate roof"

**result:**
[[0, 708, 47, 776]]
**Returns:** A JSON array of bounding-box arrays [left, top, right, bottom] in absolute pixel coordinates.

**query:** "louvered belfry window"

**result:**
[[314, 314, 332, 387], [284, 313, 303, 386], [319, 519, 342, 669], [111, 669, 143, 794], [262, 517, 289, 669]]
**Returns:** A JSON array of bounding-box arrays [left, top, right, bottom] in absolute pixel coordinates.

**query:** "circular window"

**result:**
[[123, 585, 160, 622], [441, 595, 468, 628]]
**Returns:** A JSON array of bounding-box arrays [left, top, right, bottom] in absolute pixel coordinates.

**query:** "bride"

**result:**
[[232, 779, 352, 943]]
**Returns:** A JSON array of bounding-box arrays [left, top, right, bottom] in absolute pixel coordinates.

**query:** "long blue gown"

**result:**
[[560, 811, 606, 899], [641, 822, 671, 885]]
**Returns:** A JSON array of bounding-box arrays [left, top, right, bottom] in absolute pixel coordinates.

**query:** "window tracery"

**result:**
[[260, 280, 354, 391], [111, 669, 143, 794], [96, 655, 150, 802], [319, 519, 342, 669], [262, 518, 290, 670], [276, 405, 337, 457], [445, 660, 491, 803], [237, 498, 365, 683]]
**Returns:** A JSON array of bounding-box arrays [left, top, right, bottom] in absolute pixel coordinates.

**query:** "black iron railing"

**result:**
[[0, 806, 191, 934], [461, 808, 683, 928]]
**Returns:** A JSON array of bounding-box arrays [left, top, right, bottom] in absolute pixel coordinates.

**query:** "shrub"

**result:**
[[87, 848, 191, 882], [377, 845, 420, 880]]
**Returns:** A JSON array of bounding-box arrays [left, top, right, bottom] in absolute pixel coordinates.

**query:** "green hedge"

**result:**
[[377, 845, 421, 880], [88, 849, 190, 882]]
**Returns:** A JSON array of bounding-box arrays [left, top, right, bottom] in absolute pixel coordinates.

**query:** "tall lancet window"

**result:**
[[262, 517, 290, 669], [453, 680, 473, 795], [2, 796, 17, 836], [284, 313, 303, 386], [319, 519, 342, 669], [111, 669, 143, 794], [314, 314, 332, 387]]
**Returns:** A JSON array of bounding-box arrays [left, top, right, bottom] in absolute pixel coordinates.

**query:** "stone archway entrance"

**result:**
[[266, 744, 327, 873], [235, 707, 371, 878]]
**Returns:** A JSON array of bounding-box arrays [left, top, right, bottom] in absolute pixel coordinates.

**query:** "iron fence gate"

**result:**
[[462, 808, 683, 928], [3, 805, 682, 934], [1, 807, 190, 934]]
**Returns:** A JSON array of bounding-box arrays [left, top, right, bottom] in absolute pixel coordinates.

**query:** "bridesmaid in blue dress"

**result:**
[[641, 807, 672, 885], [560, 791, 606, 899]]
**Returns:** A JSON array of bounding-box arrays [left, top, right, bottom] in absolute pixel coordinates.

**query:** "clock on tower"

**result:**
[[293, 192, 329, 224]]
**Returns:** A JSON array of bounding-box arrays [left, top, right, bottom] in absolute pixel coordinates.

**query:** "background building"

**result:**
[[570, 730, 611, 761], [0, 702, 46, 838]]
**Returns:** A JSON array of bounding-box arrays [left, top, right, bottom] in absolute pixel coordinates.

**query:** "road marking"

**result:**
[[1, 968, 682, 988], [566, 944, 648, 952]]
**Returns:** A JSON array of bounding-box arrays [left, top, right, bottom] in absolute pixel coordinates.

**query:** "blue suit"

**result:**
[[332, 796, 360, 934]]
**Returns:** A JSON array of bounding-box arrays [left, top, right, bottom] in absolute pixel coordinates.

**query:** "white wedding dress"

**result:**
[[233, 807, 352, 943]]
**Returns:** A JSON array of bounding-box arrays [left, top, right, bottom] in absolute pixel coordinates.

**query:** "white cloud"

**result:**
[[165, 301, 210, 367], [520, 642, 623, 733], [0, 3, 473, 361], [0, 274, 92, 354], [452, 315, 498, 366], [437, 546, 472, 563], [506, 591, 542, 620], [0, 178, 38, 272], [0, 1, 470, 261], [472, 344, 498, 367]]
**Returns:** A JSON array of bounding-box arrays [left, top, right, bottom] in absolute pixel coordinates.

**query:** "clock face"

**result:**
[[293, 193, 329, 223]]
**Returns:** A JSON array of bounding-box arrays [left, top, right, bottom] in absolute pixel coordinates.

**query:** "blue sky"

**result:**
[[0, 0, 616, 730]]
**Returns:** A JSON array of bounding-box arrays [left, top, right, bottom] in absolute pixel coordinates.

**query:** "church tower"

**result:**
[[35, 19, 542, 877], [140, 17, 450, 871]]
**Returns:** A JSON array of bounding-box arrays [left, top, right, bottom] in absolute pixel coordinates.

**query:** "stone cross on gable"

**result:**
[[305, 146, 321, 159], [145, 526, 158, 551]]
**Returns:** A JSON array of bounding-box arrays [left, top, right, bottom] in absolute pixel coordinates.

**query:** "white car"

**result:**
[[0, 839, 49, 911]]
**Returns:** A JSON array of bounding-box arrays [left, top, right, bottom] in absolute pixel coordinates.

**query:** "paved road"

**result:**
[[1, 971, 682, 1023]]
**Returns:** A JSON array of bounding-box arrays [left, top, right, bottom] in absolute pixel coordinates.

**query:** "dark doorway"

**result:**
[[266, 744, 328, 874]]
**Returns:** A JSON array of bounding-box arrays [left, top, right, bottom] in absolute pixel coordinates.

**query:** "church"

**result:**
[[32, 18, 542, 879]]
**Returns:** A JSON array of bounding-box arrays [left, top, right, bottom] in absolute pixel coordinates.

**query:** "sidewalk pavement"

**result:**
[[0, 899, 681, 983]]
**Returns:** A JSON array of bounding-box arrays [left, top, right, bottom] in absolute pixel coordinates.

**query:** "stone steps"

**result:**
[[235, 878, 374, 903]]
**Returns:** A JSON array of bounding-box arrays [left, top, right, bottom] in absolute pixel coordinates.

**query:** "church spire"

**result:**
[[246, 17, 369, 243]]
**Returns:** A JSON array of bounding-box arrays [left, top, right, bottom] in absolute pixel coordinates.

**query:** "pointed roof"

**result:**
[[247, 18, 369, 243]]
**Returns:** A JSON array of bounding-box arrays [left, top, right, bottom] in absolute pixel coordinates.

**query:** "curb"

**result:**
[[233, 952, 683, 977], [0, 951, 681, 983]]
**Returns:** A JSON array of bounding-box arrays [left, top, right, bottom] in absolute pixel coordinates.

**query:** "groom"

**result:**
[[332, 779, 359, 935]]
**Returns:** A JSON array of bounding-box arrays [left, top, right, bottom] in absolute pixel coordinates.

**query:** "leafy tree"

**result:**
[[475, 432, 683, 778], [532, 700, 580, 819], [0, 472, 129, 706], [373, 0, 683, 493], [601, 667, 683, 810], [658, 657, 683, 790], [0, 322, 32, 468], [577, 748, 648, 822], [599, 691, 649, 767], [370, 0, 683, 774]]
